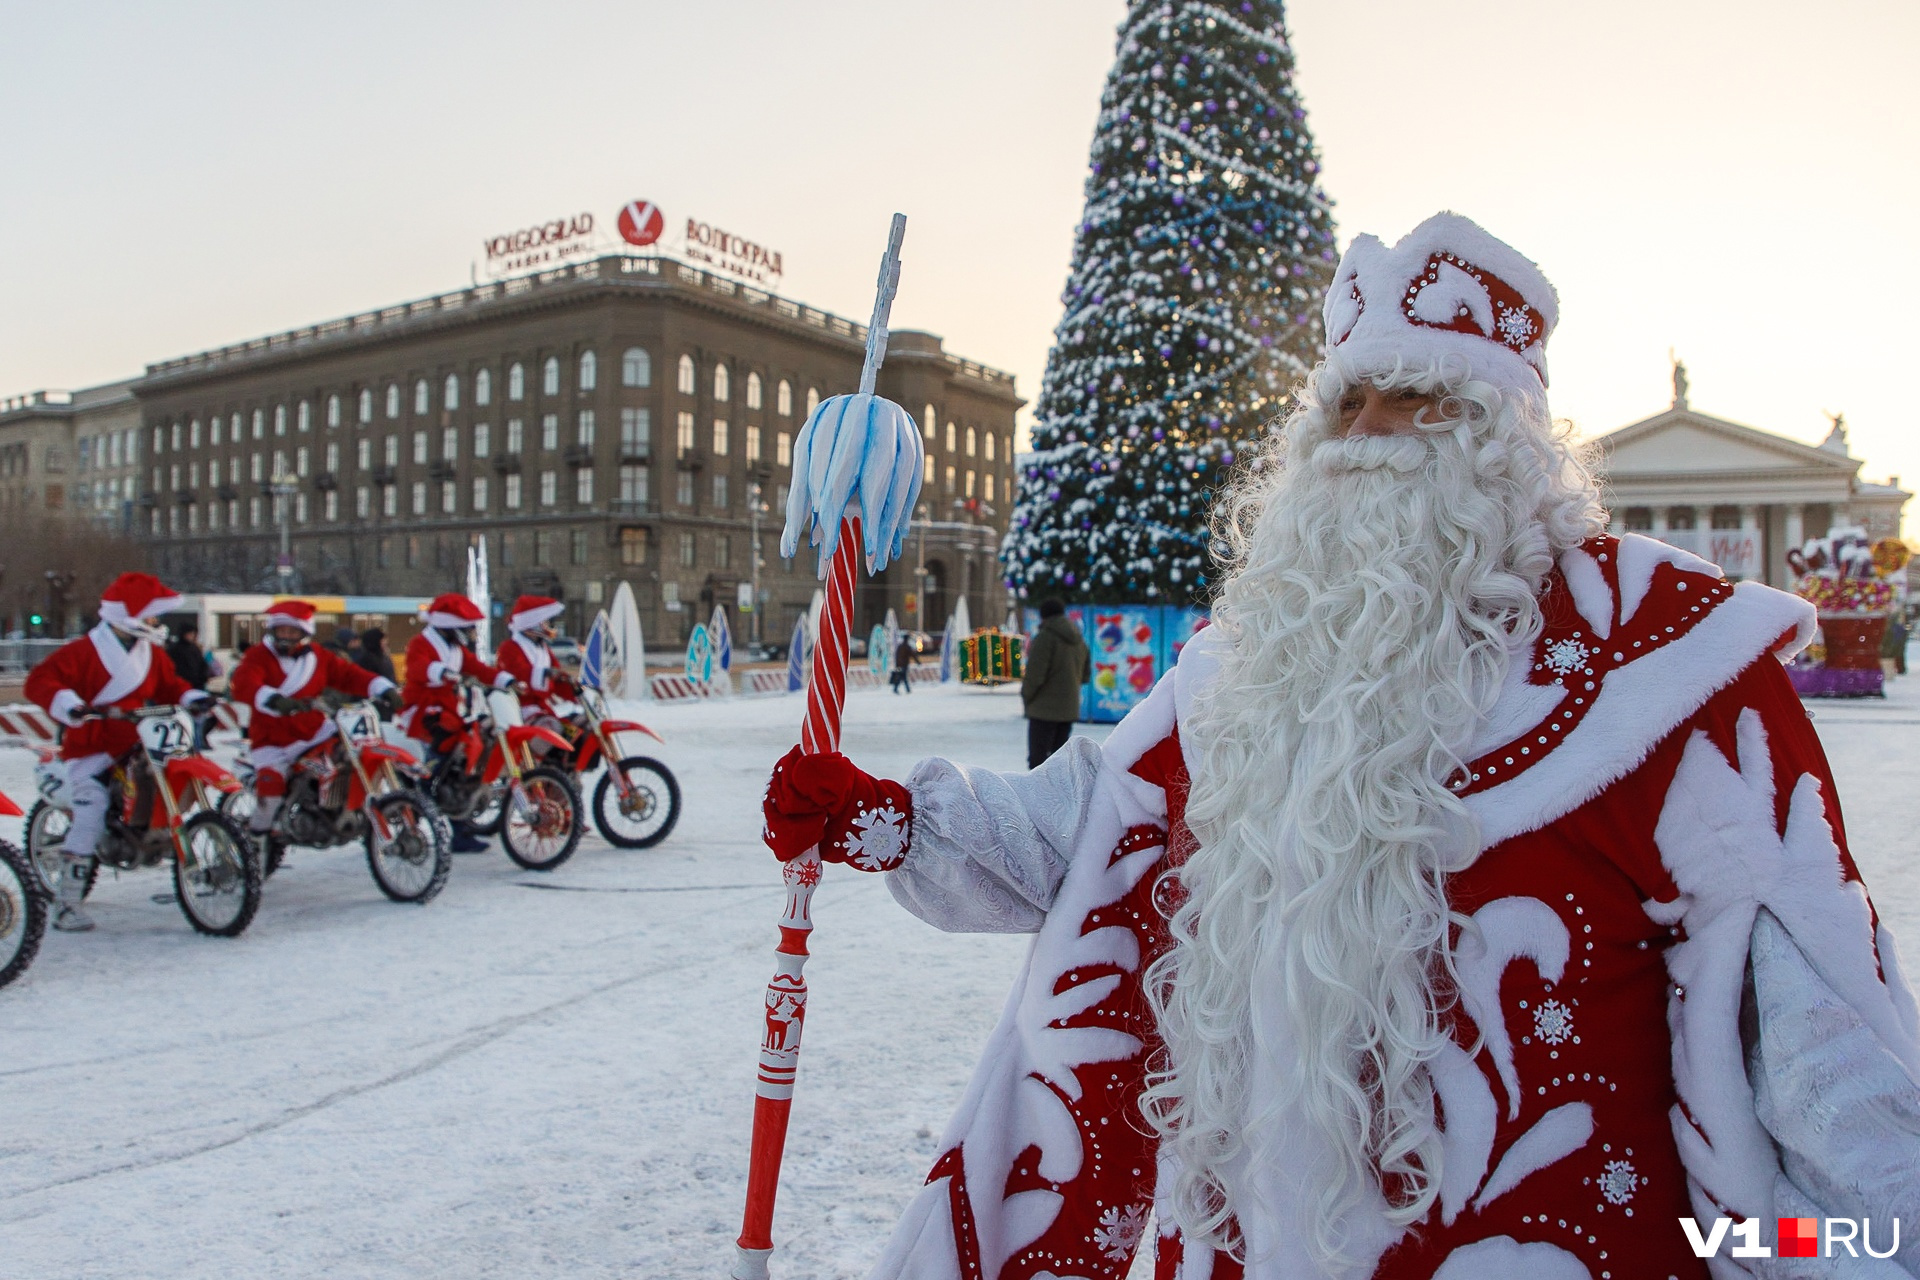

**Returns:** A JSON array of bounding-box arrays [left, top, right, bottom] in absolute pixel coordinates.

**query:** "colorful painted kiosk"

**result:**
[[1785, 531, 1908, 699]]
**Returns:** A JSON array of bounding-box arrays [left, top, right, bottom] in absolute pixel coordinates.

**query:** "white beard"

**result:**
[[1146, 403, 1595, 1268]]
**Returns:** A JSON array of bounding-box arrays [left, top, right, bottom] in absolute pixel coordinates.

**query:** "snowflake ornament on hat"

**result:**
[[507, 595, 565, 634], [1324, 211, 1558, 399]]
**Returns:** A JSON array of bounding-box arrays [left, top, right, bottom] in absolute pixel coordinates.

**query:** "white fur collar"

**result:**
[[88, 621, 153, 706]]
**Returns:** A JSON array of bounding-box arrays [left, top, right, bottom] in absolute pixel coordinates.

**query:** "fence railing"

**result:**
[[0, 639, 66, 677]]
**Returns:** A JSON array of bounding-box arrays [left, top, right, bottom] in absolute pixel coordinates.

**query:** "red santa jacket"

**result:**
[[872, 535, 1919, 1280], [399, 629, 511, 739], [494, 634, 575, 717], [227, 642, 390, 751], [24, 624, 198, 762]]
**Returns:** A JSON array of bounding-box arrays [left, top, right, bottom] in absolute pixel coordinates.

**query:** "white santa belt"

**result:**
[[246, 720, 338, 774]]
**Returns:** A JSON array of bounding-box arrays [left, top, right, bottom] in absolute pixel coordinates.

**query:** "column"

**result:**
[[1784, 503, 1805, 553]]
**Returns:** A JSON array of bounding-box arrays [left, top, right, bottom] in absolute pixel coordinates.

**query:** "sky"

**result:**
[[2, 0, 1915, 495]]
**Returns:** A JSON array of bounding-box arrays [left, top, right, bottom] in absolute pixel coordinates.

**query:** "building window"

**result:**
[[327, 394, 342, 428], [985, 472, 995, 502], [295, 492, 309, 523], [540, 470, 557, 506], [677, 355, 696, 395], [542, 356, 560, 396], [945, 464, 956, 493], [499, 532, 515, 566], [170, 421, 182, 450], [321, 490, 338, 522], [1711, 505, 1743, 529], [470, 476, 488, 513], [541, 414, 559, 451], [296, 447, 310, 477], [923, 454, 934, 485], [386, 384, 401, 419], [441, 481, 457, 514], [509, 362, 525, 401], [923, 404, 936, 440], [1623, 507, 1653, 531], [776, 431, 791, 467], [965, 470, 976, 498], [170, 463, 180, 490], [622, 348, 651, 387], [717, 533, 732, 569], [505, 473, 522, 509], [806, 386, 819, 415], [745, 424, 761, 463], [746, 372, 762, 410], [966, 427, 977, 457], [679, 532, 696, 568], [413, 432, 428, 464], [984, 432, 996, 461], [1667, 507, 1696, 531], [620, 527, 647, 566], [713, 474, 729, 509], [676, 471, 694, 507], [414, 379, 430, 416], [946, 422, 957, 452], [406, 535, 420, 568], [474, 423, 490, 457], [382, 485, 397, 517], [676, 411, 696, 455], [442, 427, 459, 461], [576, 410, 596, 447], [475, 368, 492, 406], [444, 374, 460, 411], [411, 481, 427, 515], [570, 528, 588, 566], [250, 495, 263, 527], [534, 530, 552, 565], [619, 463, 649, 503], [250, 410, 262, 439], [359, 389, 373, 423], [384, 435, 399, 467], [620, 407, 650, 454], [713, 420, 729, 456], [274, 405, 287, 436], [579, 350, 597, 391], [356, 486, 370, 519], [777, 380, 792, 417], [251, 454, 264, 483], [506, 419, 523, 453], [576, 467, 594, 504]]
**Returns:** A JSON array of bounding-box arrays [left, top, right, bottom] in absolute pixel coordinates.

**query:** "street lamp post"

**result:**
[[913, 503, 931, 633], [269, 472, 301, 590], [747, 481, 769, 648]]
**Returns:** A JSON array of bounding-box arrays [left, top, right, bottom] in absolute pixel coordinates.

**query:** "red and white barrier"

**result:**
[[649, 674, 719, 703], [0, 705, 57, 743]]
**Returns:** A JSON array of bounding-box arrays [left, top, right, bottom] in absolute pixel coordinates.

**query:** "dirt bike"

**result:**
[[1, 788, 48, 989], [25, 706, 261, 937], [548, 684, 681, 849], [414, 681, 583, 872], [222, 696, 453, 904]]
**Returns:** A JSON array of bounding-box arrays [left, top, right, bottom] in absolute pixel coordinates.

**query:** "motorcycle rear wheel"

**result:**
[[172, 812, 263, 937], [592, 757, 682, 849], [500, 766, 583, 872], [364, 792, 452, 904], [0, 840, 47, 990], [23, 802, 97, 900]]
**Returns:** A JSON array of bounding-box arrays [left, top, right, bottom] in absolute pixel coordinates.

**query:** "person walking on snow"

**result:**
[[761, 214, 1920, 1278], [23, 573, 213, 933], [891, 634, 917, 694], [399, 593, 516, 853], [227, 600, 401, 864], [1020, 597, 1089, 768]]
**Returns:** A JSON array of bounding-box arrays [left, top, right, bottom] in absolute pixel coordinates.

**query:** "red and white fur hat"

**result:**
[[425, 593, 484, 629], [1323, 211, 1558, 399], [99, 572, 182, 633], [263, 599, 318, 635], [507, 595, 564, 634]]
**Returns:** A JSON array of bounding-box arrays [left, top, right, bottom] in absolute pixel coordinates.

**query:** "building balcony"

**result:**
[[312, 471, 339, 491], [619, 446, 650, 464], [174, 489, 196, 505], [563, 444, 594, 467], [138, 491, 157, 508], [216, 484, 240, 501], [610, 499, 660, 518], [428, 461, 456, 481], [675, 450, 705, 471], [491, 453, 522, 474], [371, 466, 397, 485]]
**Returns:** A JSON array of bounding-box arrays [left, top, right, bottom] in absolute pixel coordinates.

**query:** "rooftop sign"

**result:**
[[482, 212, 598, 277]]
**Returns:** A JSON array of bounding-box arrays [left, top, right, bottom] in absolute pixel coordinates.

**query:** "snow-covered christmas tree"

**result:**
[[1002, 0, 1337, 603]]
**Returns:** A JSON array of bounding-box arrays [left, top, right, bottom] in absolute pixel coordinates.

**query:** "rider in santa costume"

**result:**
[[227, 600, 401, 856], [494, 595, 577, 723], [400, 593, 515, 852], [764, 214, 1920, 1278], [23, 572, 212, 933]]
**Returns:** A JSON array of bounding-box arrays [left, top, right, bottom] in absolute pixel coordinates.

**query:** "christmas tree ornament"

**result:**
[[733, 214, 921, 1280]]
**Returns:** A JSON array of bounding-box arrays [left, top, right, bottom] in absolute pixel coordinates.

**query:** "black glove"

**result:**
[[266, 694, 305, 715], [375, 688, 404, 716]]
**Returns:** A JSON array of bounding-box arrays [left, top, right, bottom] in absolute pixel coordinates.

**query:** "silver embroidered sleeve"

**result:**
[[886, 736, 1105, 934]]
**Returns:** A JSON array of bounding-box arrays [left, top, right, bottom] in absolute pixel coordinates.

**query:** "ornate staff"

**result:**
[[733, 214, 923, 1280]]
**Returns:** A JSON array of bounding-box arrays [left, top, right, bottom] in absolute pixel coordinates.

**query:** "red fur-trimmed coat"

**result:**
[[398, 630, 511, 741], [875, 535, 1920, 1280], [24, 624, 197, 762], [494, 634, 575, 718], [227, 642, 391, 766]]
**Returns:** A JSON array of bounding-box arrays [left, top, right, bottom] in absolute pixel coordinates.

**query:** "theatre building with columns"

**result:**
[[1592, 378, 1909, 589]]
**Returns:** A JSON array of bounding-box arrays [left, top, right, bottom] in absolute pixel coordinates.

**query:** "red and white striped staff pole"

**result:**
[[734, 214, 913, 1280]]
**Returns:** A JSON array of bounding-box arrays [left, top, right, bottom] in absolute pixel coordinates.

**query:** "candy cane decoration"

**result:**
[[734, 215, 922, 1280]]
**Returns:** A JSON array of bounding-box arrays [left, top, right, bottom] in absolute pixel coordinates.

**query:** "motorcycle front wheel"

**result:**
[[0, 840, 47, 990], [500, 766, 583, 872], [23, 802, 96, 901], [172, 812, 263, 937], [364, 792, 452, 904], [592, 757, 682, 850]]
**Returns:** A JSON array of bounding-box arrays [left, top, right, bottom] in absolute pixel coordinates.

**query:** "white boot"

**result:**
[[52, 854, 96, 933]]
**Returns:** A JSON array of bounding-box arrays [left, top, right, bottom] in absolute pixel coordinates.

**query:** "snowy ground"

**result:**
[[1, 673, 1917, 1280]]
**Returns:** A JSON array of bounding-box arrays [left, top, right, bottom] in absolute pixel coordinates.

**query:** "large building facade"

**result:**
[[129, 252, 1021, 645]]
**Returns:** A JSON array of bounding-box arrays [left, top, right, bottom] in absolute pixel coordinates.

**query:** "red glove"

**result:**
[[761, 746, 913, 872]]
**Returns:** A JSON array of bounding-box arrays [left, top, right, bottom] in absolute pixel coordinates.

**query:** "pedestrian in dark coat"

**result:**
[[891, 635, 917, 694], [1019, 599, 1088, 769], [354, 628, 398, 715]]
